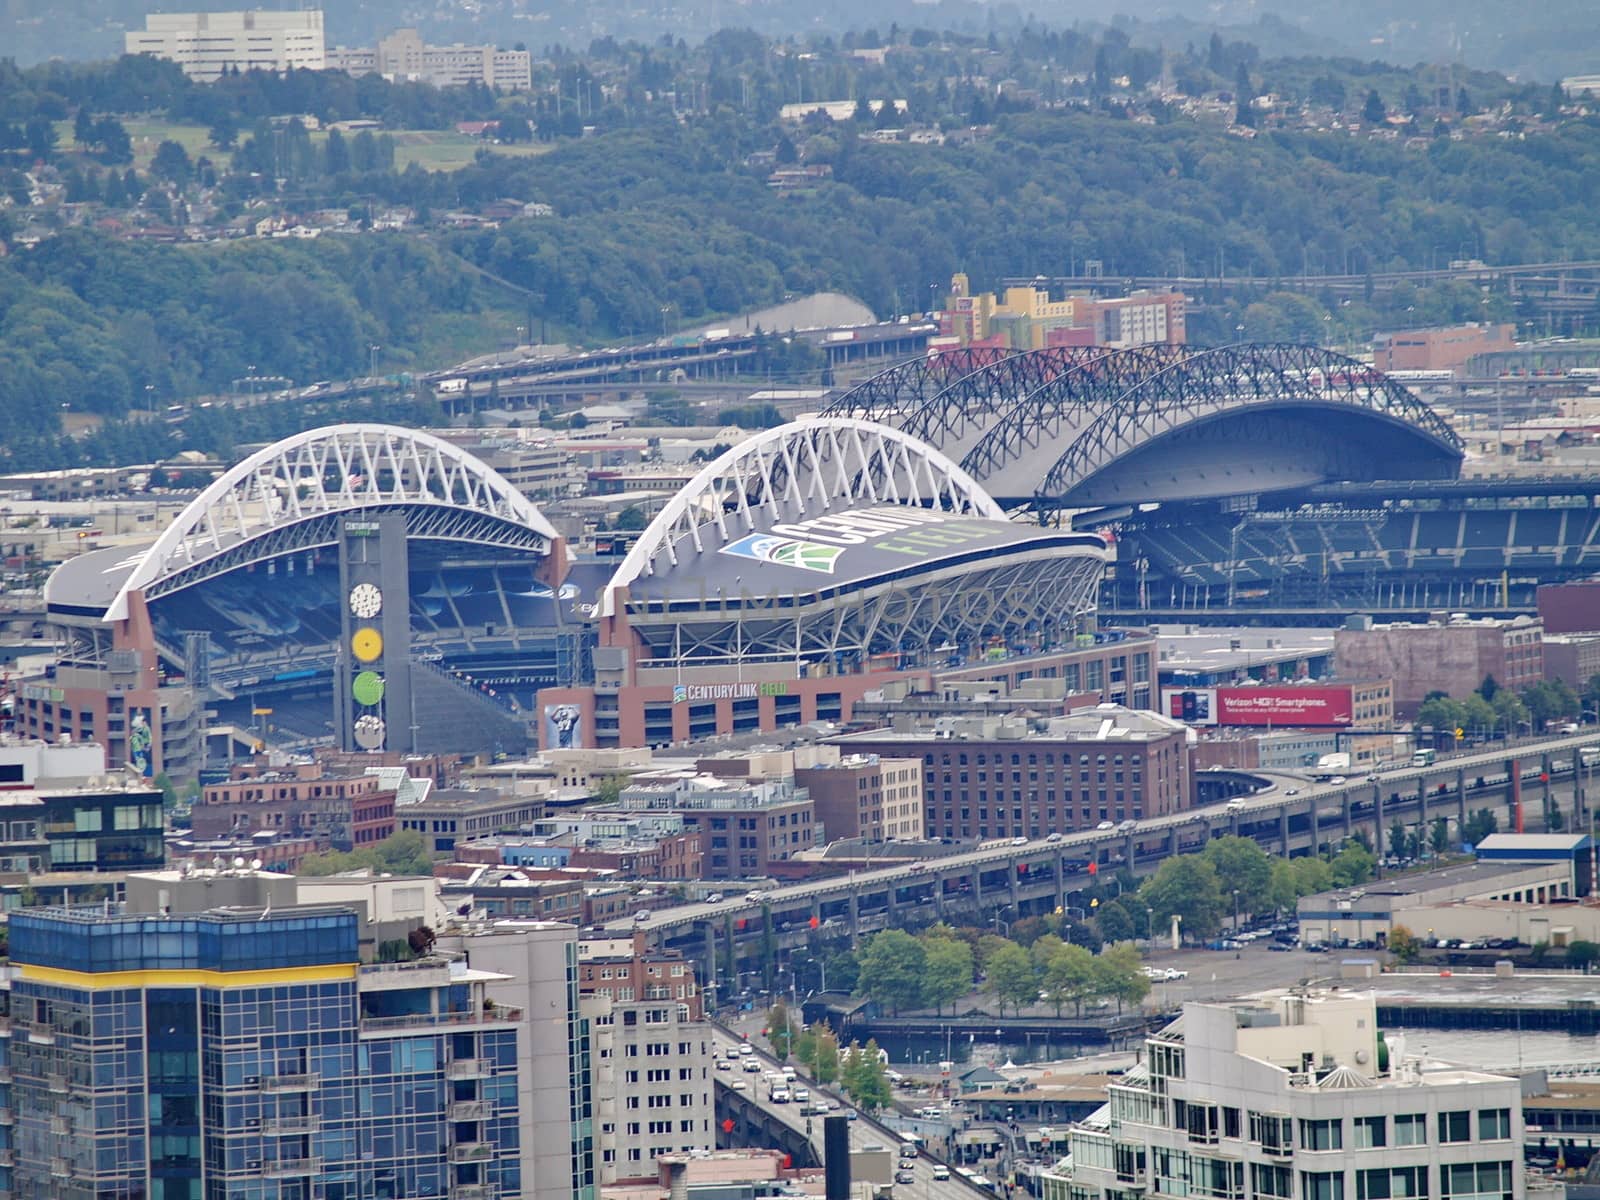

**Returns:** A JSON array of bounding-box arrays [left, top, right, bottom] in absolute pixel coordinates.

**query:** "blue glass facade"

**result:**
[[2, 908, 530, 1200]]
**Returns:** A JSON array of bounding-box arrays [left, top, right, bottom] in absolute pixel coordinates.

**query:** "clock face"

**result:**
[[352, 670, 385, 707], [351, 627, 384, 663], [353, 714, 386, 750], [349, 583, 383, 620]]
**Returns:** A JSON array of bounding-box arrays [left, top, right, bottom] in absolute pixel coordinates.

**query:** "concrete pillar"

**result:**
[[1054, 854, 1068, 914], [1372, 785, 1385, 871], [1457, 768, 1468, 828], [846, 889, 859, 942], [885, 882, 899, 916], [971, 868, 983, 903], [1279, 806, 1291, 856], [702, 921, 718, 992], [1341, 794, 1353, 840], [1008, 866, 1021, 908]]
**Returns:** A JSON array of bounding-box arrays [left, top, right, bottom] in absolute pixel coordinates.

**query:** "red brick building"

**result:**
[[1372, 322, 1515, 375], [192, 764, 397, 851], [578, 930, 703, 1019]]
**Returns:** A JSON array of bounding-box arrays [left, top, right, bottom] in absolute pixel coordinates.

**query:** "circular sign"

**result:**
[[352, 671, 385, 707], [353, 714, 386, 750], [349, 582, 383, 619], [351, 627, 383, 663]]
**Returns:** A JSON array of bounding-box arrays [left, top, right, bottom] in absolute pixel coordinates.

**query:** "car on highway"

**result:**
[[931, 1166, 951, 1181], [793, 1088, 810, 1103], [715, 1059, 732, 1071], [896, 1171, 916, 1185], [1285, 788, 1300, 796], [1011, 836, 1028, 846], [1046, 832, 1063, 843], [730, 1080, 748, 1092], [705, 893, 724, 904], [737, 1044, 754, 1056], [771, 1088, 791, 1103], [1095, 820, 1115, 830], [742, 1059, 762, 1073]]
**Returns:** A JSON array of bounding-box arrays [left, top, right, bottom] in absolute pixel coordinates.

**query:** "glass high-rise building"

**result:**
[[0, 903, 584, 1200]]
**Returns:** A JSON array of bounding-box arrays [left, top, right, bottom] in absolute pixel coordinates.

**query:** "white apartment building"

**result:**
[[125, 10, 326, 82], [327, 28, 533, 90], [1046, 990, 1526, 1200], [584, 993, 714, 1182]]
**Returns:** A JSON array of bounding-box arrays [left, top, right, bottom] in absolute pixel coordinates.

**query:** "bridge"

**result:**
[[616, 730, 1600, 985], [1010, 258, 1600, 316]]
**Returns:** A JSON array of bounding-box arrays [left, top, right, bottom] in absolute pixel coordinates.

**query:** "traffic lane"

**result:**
[[711, 1030, 993, 1200]]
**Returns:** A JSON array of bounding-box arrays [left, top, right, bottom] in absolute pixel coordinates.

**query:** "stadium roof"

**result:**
[[94, 425, 555, 621], [825, 343, 1466, 506], [604, 417, 1030, 615]]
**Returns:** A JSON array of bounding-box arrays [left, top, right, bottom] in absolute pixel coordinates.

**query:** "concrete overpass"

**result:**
[[615, 731, 1600, 984], [711, 1024, 993, 1200]]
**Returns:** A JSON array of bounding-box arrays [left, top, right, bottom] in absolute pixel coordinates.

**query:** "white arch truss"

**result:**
[[106, 424, 558, 622], [603, 418, 1006, 617]]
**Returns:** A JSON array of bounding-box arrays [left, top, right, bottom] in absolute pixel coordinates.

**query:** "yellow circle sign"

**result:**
[[351, 627, 383, 663]]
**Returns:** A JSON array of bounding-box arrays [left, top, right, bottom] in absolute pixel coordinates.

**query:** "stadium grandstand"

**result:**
[[824, 342, 1600, 618], [32, 425, 590, 776], [537, 417, 1115, 748], [32, 420, 1119, 775]]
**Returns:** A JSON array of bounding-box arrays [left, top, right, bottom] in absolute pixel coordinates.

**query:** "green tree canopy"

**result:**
[[854, 929, 926, 1015], [984, 941, 1038, 1016], [921, 934, 974, 1015], [1201, 836, 1274, 916], [1140, 854, 1225, 942]]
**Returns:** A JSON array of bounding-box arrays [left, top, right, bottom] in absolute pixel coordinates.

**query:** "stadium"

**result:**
[[29, 343, 1592, 775], [824, 342, 1600, 616]]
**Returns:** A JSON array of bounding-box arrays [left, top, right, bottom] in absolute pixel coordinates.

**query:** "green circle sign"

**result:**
[[352, 671, 385, 707]]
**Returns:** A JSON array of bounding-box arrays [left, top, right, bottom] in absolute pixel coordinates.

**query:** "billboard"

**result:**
[[1163, 686, 1354, 728]]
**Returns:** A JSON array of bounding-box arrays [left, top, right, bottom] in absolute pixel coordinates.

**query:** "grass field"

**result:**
[[389, 130, 550, 172], [52, 120, 551, 174]]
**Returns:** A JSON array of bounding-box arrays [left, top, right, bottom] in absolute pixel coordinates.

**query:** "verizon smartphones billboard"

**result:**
[[1163, 686, 1353, 727]]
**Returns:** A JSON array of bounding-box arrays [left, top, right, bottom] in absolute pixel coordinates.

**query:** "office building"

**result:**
[[793, 753, 924, 842], [1334, 615, 1545, 716], [940, 274, 1187, 350], [124, 10, 327, 82], [2, 893, 593, 1200], [834, 704, 1191, 842], [396, 787, 547, 855], [326, 28, 533, 91], [1045, 990, 1527, 1200], [193, 764, 397, 851], [616, 771, 818, 880], [579, 933, 712, 1182], [1372, 322, 1516, 375], [0, 738, 163, 885]]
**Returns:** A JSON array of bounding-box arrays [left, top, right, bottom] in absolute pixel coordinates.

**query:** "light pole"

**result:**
[[1231, 889, 1241, 933], [368, 343, 381, 376]]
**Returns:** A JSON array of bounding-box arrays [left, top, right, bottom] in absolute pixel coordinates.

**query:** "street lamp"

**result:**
[[368, 343, 381, 376], [1231, 889, 1241, 933]]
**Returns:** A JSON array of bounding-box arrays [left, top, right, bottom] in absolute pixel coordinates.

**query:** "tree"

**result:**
[[1201, 836, 1273, 915], [1478, 674, 1499, 701], [854, 929, 925, 1014], [1387, 820, 1411, 860], [1430, 817, 1451, 856], [1568, 941, 1600, 972], [1417, 695, 1468, 739], [984, 941, 1037, 1016], [1362, 89, 1386, 124], [921, 934, 974, 1016], [591, 774, 626, 805], [1093, 942, 1150, 1013], [1329, 841, 1376, 887], [151, 140, 193, 189], [1491, 690, 1528, 735], [841, 1040, 891, 1111], [766, 1002, 794, 1060], [1043, 943, 1097, 1016], [1140, 855, 1225, 942], [1387, 924, 1422, 964], [1463, 808, 1499, 846], [811, 1025, 841, 1084], [1095, 899, 1134, 942], [298, 829, 433, 876]]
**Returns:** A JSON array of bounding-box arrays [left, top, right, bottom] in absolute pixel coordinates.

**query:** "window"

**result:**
[[1353, 1115, 1386, 1149], [1357, 1167, 1427, 1199], [1300, 1171, 1344, 1200], [1393, 1114, 1426, 1146], [1477, 1108, 1511, 1140], [1250, 1112, 1293, 1155], [1300, 1119, 1342, 1151], [1252, 1163, 1293, 1199], [1441, 1161, 1512, 1200], [1437, 1110, 1471, 1143]]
